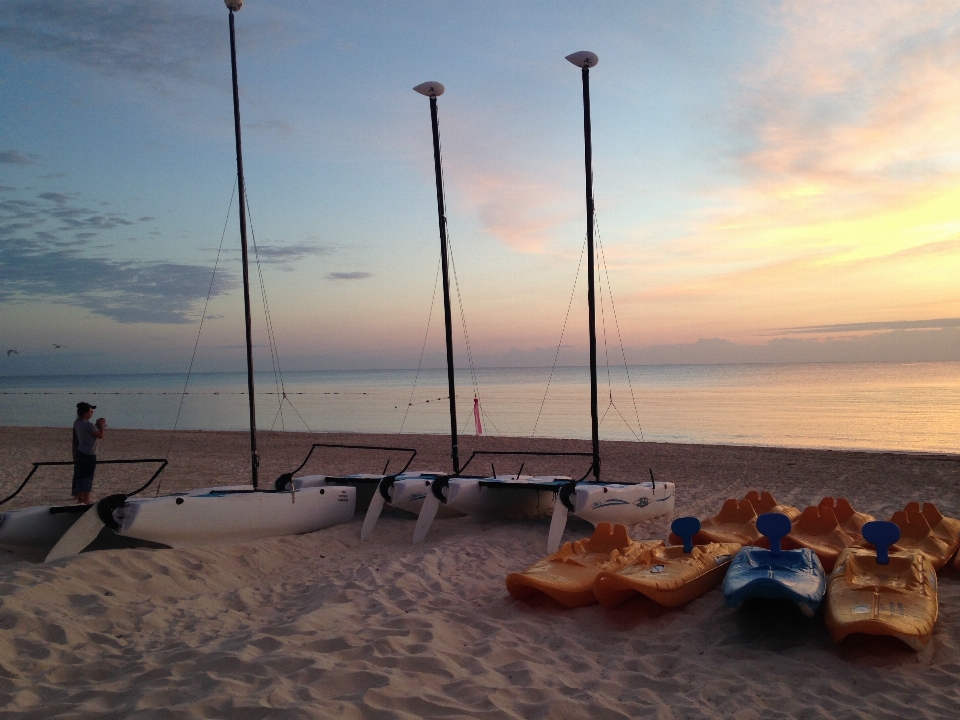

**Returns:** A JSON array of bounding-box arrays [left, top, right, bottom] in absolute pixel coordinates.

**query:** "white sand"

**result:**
[[1, 428, 959, 718]]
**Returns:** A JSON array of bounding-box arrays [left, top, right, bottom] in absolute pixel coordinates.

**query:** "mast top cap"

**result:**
[[225, 0, 243, 10], [413, 81, 445, 97], [565, 51, 598, 68]]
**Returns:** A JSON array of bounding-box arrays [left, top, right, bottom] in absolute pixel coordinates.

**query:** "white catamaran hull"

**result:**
[[441, 476, 556, 520], [0, 505, 86, 559], [408, 477, 675, 550], [569, 481, 675, 526], [386, 472, 447, 514], [114, 485, 356, 548]]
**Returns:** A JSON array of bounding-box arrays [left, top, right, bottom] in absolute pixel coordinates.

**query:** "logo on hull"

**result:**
[[592, 498, 630, 510]]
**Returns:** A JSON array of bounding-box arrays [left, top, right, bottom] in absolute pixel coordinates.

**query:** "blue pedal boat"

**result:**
[[722, 512, 827, 617]]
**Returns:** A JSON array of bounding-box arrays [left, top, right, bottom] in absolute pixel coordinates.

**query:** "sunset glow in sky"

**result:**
[[2, 1, 959, 374]]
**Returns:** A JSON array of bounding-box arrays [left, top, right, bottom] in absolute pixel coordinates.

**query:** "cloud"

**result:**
[[0, 188, 235, 323], [773, 318, 960, 335], [326, 271, 372, 281], [252, 242, 333, 270], [0, 150, 36, 165], [247, 120, 295, 138], [460, 171, 579, 253], [0, 0, 223, 89], [635, 2, 960, 340], [735, 2, 960, 204]]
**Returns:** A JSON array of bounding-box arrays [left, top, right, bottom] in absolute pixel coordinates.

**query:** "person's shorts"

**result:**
[[72, 453, 96, 495]]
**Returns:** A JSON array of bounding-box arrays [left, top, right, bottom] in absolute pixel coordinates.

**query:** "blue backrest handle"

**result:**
[[671, 516, 701, 553], [756, 512, 792, 557], [861, 520, 900, 565]]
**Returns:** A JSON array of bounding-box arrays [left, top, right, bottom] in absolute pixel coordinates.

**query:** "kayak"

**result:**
[[722, 512, 826, 617], [506, 522, 659, 608], [594, 517, 740, 608], [825, 520, 937, 651]]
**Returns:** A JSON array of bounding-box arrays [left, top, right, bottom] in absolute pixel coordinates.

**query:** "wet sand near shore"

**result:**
[[1, 427, 959, 718]]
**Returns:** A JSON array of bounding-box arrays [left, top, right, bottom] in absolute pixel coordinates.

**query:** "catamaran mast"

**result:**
[[414, 82, 460, 474], [227, 0, 259, 488], [567, 51, 601, 481]]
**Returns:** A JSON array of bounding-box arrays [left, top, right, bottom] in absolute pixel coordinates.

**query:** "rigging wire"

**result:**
[[158, 181, 237, 496], [532, 236, 587, 438], [399, 256, 442, 434], [595, 214, 645, 441], [246, 190, 283, 428], [437, 137, 484, 414], [244, 189, 312, 433]]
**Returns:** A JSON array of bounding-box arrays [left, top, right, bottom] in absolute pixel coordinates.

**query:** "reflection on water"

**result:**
[[2, 362, 959, 453]]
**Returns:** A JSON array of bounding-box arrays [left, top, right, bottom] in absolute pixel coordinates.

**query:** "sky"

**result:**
[[2, 0, 960, 375]]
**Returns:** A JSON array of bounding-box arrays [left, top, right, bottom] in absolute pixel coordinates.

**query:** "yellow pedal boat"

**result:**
[[594, 517, 739, 608], [888, 505, 957, 571], [506, 523, 660, 608], [890, 502, 960, 571], [777, 503, 861, 572], [669, 492, 798, 547], [824, 521, 938, 651]]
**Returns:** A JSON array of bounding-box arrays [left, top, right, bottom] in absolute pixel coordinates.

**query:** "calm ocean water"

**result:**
[[2, 362, 959, 454]]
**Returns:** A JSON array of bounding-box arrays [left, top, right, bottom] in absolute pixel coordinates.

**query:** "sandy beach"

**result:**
[[1, 426, 959, 718]]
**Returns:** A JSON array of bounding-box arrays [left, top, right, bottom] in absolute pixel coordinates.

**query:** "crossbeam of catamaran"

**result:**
[[276, 442, 425, 511]]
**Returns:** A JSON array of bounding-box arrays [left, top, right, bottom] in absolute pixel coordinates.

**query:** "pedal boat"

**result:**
[[670, 491, 798, 546], [887, 503, 960, 571], [772, 504, 858, 572], [506, 522, 659, 608], [594, 517, 740, 608], [825, 521, 937, 651], [722, 512, 826, 617]]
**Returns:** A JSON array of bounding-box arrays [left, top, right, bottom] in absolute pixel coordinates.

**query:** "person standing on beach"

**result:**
[[72, 402, 106, 504]]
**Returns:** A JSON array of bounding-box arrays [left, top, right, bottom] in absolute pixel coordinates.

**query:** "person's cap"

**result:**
[[76, 402, 96, 414]]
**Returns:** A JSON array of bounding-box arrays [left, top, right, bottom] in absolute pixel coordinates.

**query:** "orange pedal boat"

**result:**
[[595, 517, 740, 608], [898, 502, 960, 569], [776, 503, 863, 572], [506, 522, 659, 608], [888, 504, 959, 571], [825, 521, 938, 651], [744, 490, 801, 522], [669, 491, 798, 546], [818, 497, 874, 537]]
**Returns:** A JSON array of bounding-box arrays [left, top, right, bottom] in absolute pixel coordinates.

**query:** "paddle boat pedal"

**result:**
[[825, 521, 938, 651], [593, 516, 741, 608], [722, 512, 826, 617]]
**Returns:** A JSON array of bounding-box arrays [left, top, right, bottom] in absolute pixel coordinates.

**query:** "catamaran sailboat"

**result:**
[[369, 54, 675, 552], [0, 1, 356, 562]]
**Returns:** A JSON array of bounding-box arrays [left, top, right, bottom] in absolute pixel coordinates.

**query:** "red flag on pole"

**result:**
[[473, 397, 483, 436]]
